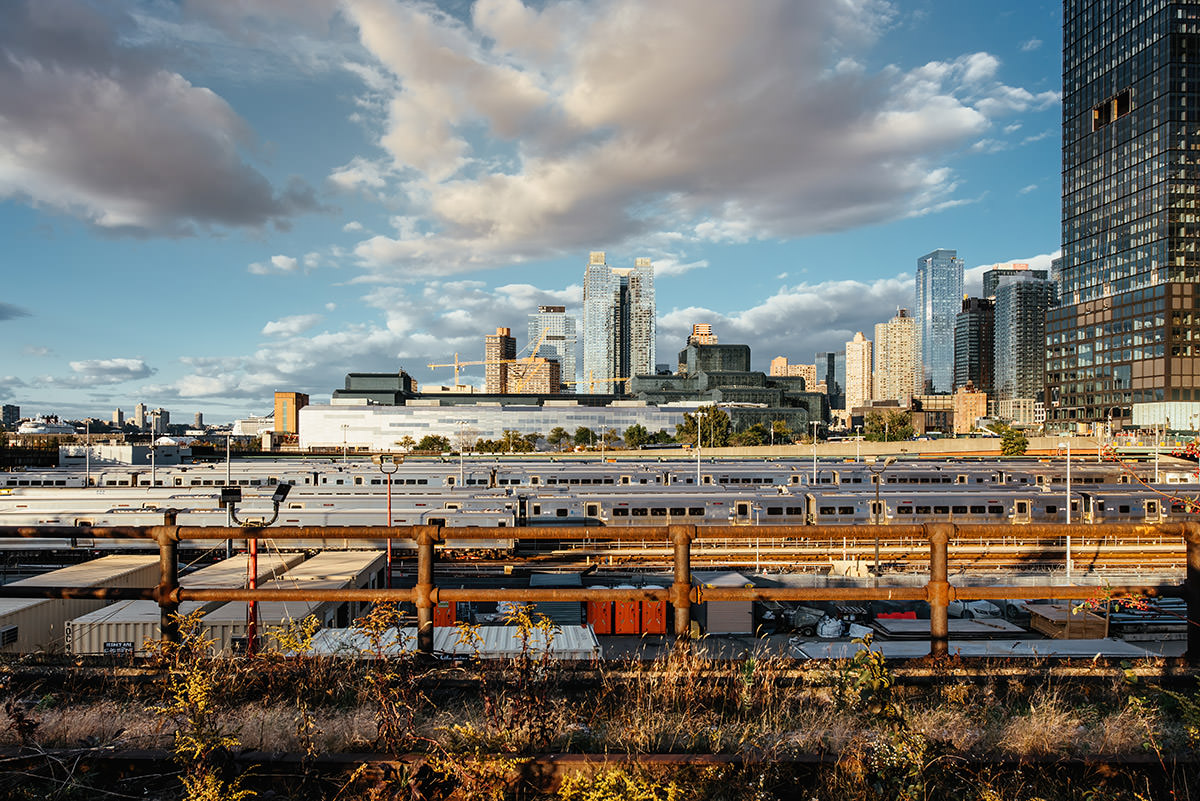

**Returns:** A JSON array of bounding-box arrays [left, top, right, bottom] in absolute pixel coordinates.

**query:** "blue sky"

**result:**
[[1, 0, 1064, 422]]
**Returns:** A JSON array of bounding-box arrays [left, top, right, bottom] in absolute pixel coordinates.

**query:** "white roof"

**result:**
[[794, 638, 1158, 660], [307, 625, 601, 660]]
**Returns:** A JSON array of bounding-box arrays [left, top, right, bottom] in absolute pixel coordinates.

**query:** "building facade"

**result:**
[[581, 252, 655, 393], [915, 248, 963, 393], [112, 408, 124, 428], [814, 350, 846, 411], [150, 408, 169, 436], [845, 332, 873, 412], [1, 404, 18, 428], [768, 356, 816, 389], [951, 384, 989, 435], [528, 306, 577, 387], [954, 297, 994, 395], [274, 392, 309, 434], [873, 309, 921, 404], [507, 358, 562, 394], [1046, 0, 1199, 432], [484, 327, 517, 394], [133, 403, 147, 431], [688, 324, 718, 345], [994, 272, 1057, 402]]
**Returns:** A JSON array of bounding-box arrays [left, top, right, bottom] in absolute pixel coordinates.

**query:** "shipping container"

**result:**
[[613, 585, 641, 634], [586, 600, 613, 634], [433, 600, 457, 627], [308, 625, 602, 660], [0, 555, 160, 654], [641, 584, 667, 635], [694, 571, 754, 634], [67, 552, 307, 656]]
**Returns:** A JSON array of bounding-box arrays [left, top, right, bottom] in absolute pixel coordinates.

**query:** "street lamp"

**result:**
[[341, 424, 349, 465], [810, 421, 819, 483], [84, 420, 90, 488], [456, 420, 467, 488], [1059, 440, 1072, 580], [380, 457, 398, 589], [868, 456, 897, 578], [854, 425, 861, 462]]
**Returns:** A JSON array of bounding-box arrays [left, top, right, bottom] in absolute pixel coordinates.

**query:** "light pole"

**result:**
[[226, 432, 232, 485], [1059, 440, 1072, 580], [380, 457, 398, 589], [1154, 421, 1161, 483], [854, 425, 861, 462], [84, 421, 90, 488], [868, 456, 896, 578], [341, 424, 349, 465], [810, 421, 819, 483], [456, 420, 467, 488]]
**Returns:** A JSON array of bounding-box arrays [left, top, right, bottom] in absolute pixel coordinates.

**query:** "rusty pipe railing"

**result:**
[[0, 521, 1194, 660]]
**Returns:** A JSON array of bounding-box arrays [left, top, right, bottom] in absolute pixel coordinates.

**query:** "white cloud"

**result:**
[[1019, 183, 1038, 194], [334, 0, 1059, 277], [1020, 37, 1043, 52], [39, 357, 157, 388], [262, 314, 323, 336], [964, 250, 1061, 296], [343, 220, 364, 231], [249, 253, 300, 274]]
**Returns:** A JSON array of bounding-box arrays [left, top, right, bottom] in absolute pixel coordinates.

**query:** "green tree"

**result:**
[[547, 426, 571, 452], [675, 406, 732, 447], [731, 422, 768, 446], [863, 410, 913, 442], [649, 429, 675, 445], [770, 419, 792, 445], [416, 434, 451, 452], [623, 423, 650, 449], [600, 427, 620, 448], [523, 431, 543, 451], [397, 435, 416, 453], [994, 423, 1028, 456], [573, 426, 595, 448]]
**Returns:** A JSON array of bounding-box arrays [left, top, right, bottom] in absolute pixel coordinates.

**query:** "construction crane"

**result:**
[[510, 327, 551, 393], [427, 327, 556, 391], [562, 372, 634, 394]]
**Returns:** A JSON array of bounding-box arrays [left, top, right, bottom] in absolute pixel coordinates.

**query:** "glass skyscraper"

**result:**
[[813, 350, 846, 410], [954, 297, 994, 395], [915, 249, 964, 394], [994, 273, 1057, 402], [528, 305, 578, 388], [1046, 0, 1200, 431], [581, 252, 656, 394]]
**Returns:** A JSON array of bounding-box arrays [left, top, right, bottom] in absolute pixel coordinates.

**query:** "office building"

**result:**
[[814, 351, 846, 411], [982, 264, 1048, 299], [915, 249, 963, 393], [874, 309, 920, 405], [150, 408, 169, 436], [484, 327, 517, 394], [688, 324, 718, 345], [994, 272, 1057, 402], [768, 357, 817, 389], [951, 383, 988, 435], [274, 392, 308, 435], [581, 252, 655, 393], [133, 403, 147, 431], [954, 297, 994, 395], [2, 404, 18, 428], [845, 332, 873, 412], [112, 408, 124, 428], [1046, 0, 1197, 432], [506, 358, 562, 394], [193, 412, 204, 429], [528, 306, 577, 387]]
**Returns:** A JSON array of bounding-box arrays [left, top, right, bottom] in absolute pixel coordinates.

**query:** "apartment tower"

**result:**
[[915, 249, 963, 394], [581, 252, 655, 393], [845, 332, 873, 411], [873, 309, 921, 405]]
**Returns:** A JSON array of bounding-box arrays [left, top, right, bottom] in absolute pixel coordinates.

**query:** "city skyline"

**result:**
[[0, 1, 1064, 422]]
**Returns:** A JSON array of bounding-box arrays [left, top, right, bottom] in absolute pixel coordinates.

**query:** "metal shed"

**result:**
[[528, 572, 584, 626], [67, 552, 307, 656], [693, 571, 755, 634], [0, 555, 160, 654], [307, 625, 602, 660]]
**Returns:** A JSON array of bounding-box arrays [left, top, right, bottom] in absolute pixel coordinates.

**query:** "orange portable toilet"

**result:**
[[614, 584, 641, 634], [587, 599, 614, 634], [641, 584, 666, 634], [433, 600, 457, 627]]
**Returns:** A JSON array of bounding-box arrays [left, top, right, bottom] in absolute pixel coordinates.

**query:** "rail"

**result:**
[[0, 517, 1196, 660]]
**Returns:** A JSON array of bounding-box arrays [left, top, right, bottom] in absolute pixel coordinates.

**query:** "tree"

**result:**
[[600, 428, 620, 448], [863, 410, 913, 442], [548, 427, 571, 452], [573, 426, 595, 448], [523, 432, 543, 451], [416, 434, 450, 452], [731, 422, 768, 447], [993, 423, 1028, 456], [675, 406, 731, 447], [623, 423, 650, 449], [770, 420, 792, 446], [648, 429, 675, 445], [500, 429, 534, 453], [397, 435, 416, 453]]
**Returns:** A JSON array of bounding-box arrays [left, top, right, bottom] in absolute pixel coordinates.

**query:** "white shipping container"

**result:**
[[307, 625, 602, 660], [0, 555, 160, 654]]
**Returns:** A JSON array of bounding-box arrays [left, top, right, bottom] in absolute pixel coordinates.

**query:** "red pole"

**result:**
[[247, 538, 258, 655]]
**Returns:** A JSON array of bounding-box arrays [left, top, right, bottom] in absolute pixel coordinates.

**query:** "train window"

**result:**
[[604, 478, 615, 484], [546, 478, 558, 484], [988, 505, 1004, 514], [819, 506, 836, 515], [896, 506, 913, 515], [969, 505, 985, 514], [651, 508, 667, 516], [632, 508, 648, 516], [915, 506, 931, 514], [1046, 505, 1058, 514], [933, 506, 949, 514], [736, 502, 751, 516], [957, 475, 968, 484], [670, 507, 686, 516], [55, 480, 65, 486], [1015, 501, 1028, 514], [418, 479, 427, 485], [531, 504, 541, 514], [918, 478, 930, 484], [952, 506, 967, 514], [612, 508, 629, 516], [556, 508, 569, 517], [370, 479, 380, 485], [786, 506, 804, 515], [1147, 501, 1158, 515], [688, 508, 705, 516], [767, 507, 783, 515], [586, 503, 600, 517], [838, 506, 855, 515], [1119, 505, 1130, 513]]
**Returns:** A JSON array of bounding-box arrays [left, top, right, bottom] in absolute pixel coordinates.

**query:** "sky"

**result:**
[[0, 0, 1065, 423]]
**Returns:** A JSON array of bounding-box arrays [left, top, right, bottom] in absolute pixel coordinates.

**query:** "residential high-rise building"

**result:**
[[581, 252, 655, 393], [507, 359, 562, 394], [982, 264, 1048, 299], [845, 332, 873, 411], [112, 408, 124, 428], [150, 408, 169, 436], [954, 297, 994, 395], [133, 403, 147, 431], [873, 309, 920, 404], [1046, 0, 1197, 431], [768, 357, 817, 390], [688, 323, 718, 345], [194, 412, 204, 429], [814, 351, 846, 410], [273, 392, 308, 434], [994, 273, 1057, 402], [484, 327, 516, 394], [528, 306, 577, 387], [952, 383, 989, 435], [1, 404, 18, 428], [915, 249, 963, 393]]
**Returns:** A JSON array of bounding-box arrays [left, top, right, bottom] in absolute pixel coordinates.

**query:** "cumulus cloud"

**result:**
[[334, 0, 1060, 276], [22, 345, 52, 357], [1021, 37, 1043, 51], [0, 303, 32, 321], [262, 314, 323, 336], [0, 0, 319, 235], [249, 254, 301, 274], [1019, 183, 1038, 194], [963, 250, 1061, 297], [343, 221, 364, 232], [38, 357, 157, 388]]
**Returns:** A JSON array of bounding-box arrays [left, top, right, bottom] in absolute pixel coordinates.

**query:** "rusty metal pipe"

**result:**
[[415, 525, 439, 654], [927, 523, 952, 658], [1186, 522, 1200, 663], [158, 510, 180, 645], [670, 524, 694, 638]]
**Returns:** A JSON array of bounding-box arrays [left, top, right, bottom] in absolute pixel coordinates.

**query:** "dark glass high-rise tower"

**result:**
[[1046, 0, 1200, 431], [916, 249, 964, 394]]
